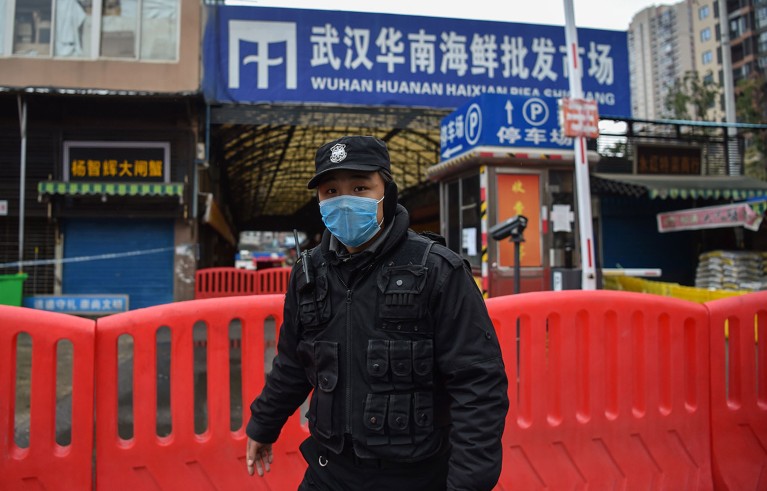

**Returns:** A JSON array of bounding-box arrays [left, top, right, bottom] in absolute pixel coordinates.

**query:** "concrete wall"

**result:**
[[0, 0, 201, 93]]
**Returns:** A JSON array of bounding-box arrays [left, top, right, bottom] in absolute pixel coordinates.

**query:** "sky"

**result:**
[[240, 0, 663, 31]]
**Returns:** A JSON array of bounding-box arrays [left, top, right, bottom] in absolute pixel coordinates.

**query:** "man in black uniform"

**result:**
[[245, 135, 509, 490]]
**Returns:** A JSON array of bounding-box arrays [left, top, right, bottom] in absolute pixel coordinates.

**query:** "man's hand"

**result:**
[[246, 438, 274, 477]]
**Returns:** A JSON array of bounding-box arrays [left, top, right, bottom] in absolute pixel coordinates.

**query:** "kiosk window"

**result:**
[[444, 175, 481, 268], [447, 181, 460, 254]]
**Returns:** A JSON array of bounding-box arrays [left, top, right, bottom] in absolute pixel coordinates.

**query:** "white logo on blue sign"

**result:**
[[228, 20, 298, 90]]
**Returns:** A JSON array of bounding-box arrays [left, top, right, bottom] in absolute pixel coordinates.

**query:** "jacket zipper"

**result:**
[[338, 263, 377, 439], [345, 288, 352, 434]]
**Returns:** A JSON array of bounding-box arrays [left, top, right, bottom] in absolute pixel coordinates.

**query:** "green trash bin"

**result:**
[[0, 273, 28, 307]]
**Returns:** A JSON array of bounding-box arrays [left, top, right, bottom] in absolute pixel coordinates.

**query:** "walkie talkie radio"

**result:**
[[293, 229, 314, 291]]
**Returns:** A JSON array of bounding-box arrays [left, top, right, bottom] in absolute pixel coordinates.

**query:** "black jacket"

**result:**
[[247, 205, 509, 490]]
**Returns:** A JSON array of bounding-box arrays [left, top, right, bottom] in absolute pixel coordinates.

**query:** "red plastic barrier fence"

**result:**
[[10, 289, 767, 490], [705, 291, 767, 491], [0, 306, 96, 490], [487, 290, 713, 490], [94, 295, 307, 490], [194, 267, 259, 299], [257, 267, 291, 295]]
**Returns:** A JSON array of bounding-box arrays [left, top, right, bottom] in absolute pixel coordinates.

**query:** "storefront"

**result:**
[[430, 93, 605, 297], [1, 93, 203, 309], [38, 128, 196, 309], [593, 172, 767, 285]]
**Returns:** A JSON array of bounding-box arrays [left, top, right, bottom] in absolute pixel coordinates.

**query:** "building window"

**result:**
[[10, 0, 54, 56], [702, 50, 713, 65], [757, 7, 767, 29], [759, 31, 767, 53], [3, 0, 178, 60], [700, 27, 712, 42], [699, 5, 710, 20], [730, 16, 747, 38]]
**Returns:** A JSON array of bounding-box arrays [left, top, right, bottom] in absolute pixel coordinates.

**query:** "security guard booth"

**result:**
[[428, 94, 600, 298]]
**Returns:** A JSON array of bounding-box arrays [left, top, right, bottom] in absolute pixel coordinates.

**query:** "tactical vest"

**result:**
[[294, 232, 452, 461]]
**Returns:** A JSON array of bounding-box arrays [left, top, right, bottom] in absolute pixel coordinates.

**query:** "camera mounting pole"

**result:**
[[488, 215, 528, 294], [510, 232, 524, 295]]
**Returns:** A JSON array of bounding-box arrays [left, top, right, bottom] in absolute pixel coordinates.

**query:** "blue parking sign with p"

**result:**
[[440, 94, 574, 161]]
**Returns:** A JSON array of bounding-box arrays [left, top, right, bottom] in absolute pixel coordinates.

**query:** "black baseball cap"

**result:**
[[308, 136, 391, 189]]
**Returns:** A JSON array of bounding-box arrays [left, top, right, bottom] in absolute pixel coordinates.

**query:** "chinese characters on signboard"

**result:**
[[440, 93, 575, 157], [204, 6, 631, 115], [64, 141, 171, 183], [657, 203, 763, 232], [497, 173, 541, 267], [560, 97, 600, 138], [636, 145, 702, 175], [23, 295, 130, 315]]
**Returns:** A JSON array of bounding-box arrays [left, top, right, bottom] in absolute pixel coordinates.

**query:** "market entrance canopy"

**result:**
[[200, 4, 633, 230], [592, 173, 767, 200]]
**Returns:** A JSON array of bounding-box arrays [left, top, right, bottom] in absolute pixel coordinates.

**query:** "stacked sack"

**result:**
[[695, 250, 767, 291], [763, 251, 767, 282]]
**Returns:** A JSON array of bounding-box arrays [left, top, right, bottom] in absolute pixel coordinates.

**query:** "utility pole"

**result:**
[[18, 95, 27, 274], [717, 0, 737, 130], [717, 0, 739, 175]]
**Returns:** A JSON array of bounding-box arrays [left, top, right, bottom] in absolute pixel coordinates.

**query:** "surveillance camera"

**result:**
[[489, 215, 528, 241]]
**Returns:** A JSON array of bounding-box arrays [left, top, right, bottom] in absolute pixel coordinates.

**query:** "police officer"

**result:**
[[245, 135, 509, 490]]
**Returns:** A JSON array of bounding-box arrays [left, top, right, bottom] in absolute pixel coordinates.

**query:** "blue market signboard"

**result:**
[[440, 93, 574, 159], [203, 6, 631, 116]]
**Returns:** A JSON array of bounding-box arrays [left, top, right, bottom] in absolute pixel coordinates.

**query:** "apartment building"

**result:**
[[630, 0, 767, 121], [629, 1, 697, 120], [726, 0, 767, 81], [692, 0, 726, 120]]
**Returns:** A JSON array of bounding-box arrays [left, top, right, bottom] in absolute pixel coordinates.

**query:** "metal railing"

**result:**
[[596, 116, 760, 176]]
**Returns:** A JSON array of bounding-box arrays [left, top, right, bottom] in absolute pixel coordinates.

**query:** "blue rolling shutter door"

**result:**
[[62, 219, 174, 309]]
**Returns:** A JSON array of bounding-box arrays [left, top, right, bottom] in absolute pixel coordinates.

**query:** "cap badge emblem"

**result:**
[[330, 143, 347, 163]]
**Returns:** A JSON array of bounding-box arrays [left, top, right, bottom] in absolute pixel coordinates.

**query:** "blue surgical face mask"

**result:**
[[319, 195, 384, 248]]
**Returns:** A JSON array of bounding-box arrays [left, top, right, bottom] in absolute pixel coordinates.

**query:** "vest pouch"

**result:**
[[413, 391, 434, 443], [366, 339, 392, 392], [298, 273, 330, 328], [389, 340, 413, 390], [387, 394, 412, 445], [313, 340, 338, 439], [296, 340, 317, 387], [363, 393, 388, 446], [377, 265, 428, 320], [412, 340, 434, 388]]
